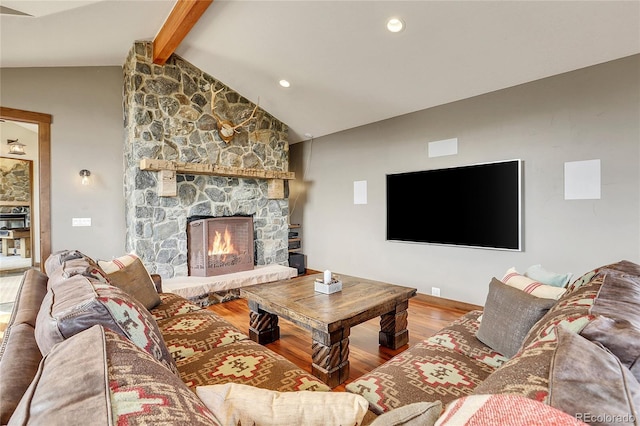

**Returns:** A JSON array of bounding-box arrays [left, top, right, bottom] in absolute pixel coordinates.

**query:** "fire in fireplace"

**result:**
[[187, 216, 255, 277]]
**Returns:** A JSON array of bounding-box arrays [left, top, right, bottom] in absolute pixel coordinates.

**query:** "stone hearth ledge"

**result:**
[[162, 264, 298, 300]]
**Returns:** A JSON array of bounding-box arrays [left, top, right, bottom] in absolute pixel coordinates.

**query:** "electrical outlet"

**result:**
[[431, 287, 441, 297]]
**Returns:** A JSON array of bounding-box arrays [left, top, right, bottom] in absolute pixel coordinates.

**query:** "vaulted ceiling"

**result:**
[[1, 1, 639, 143]]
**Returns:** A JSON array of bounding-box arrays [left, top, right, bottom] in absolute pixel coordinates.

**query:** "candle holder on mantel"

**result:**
[[314, 270, 342, 294]]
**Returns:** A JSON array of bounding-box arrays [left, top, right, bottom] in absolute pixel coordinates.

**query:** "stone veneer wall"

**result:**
[[0, 158, 31, 204], [0, 158, 31, 227], [122, 42, 291, 278]]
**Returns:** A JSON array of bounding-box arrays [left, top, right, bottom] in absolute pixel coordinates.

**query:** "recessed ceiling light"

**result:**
[[279, 79, 291, 88], [386, 17, 405, 33]]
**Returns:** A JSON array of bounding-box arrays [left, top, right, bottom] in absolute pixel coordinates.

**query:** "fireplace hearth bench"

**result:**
[[2, 251, 639, 425], [162, 264, 298, 307]]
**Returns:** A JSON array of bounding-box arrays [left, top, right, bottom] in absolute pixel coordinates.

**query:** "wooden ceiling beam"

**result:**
[[153, 0, 213, 65]]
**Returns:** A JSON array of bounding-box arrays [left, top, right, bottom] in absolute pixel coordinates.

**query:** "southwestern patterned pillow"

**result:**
[[565, 259, 640, 293], [10, 325, 220, 425], [35, 273, 178, 374], [519, 274, 601, 349]]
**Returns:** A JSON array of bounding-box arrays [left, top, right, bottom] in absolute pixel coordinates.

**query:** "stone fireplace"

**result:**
[[122, 42, 291, 278], [187, 216, 254, 277]]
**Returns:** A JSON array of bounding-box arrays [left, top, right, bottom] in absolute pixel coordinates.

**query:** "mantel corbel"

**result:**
[[139, 158, 295, 199]]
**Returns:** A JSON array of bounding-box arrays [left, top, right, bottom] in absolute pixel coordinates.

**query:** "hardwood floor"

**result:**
[[207, 293, 476, 391]]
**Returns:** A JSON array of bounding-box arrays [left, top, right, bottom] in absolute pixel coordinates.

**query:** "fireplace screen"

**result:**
[[188, 216, 254, 277]]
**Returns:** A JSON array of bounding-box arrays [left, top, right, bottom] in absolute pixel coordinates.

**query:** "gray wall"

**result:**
[[0, 122, 40, 262], [289, 55, 640, 306], [0, 67, 126, 260], [1, 56, 638, 303]]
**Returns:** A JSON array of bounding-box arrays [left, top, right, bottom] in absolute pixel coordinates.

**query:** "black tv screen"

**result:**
[[386, 159, 522, 251]]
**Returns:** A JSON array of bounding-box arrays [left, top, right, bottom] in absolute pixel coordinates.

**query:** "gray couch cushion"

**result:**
[[476, 278, 555, 358], [0, 323, 42, 425], [7, 269, 48, 328], [35, 272, 178, 374], [549, 326, 640, 423], [44, 249, 92, 276], [580, 270, 640, 384], [580, 315, 640, 383], [0, 269, 48, 424], [370, 401, 442, 426]]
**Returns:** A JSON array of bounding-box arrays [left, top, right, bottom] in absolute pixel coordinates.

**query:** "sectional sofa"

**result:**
[[345, 259, 640, 425], [0, 250, 358, 425], [1, 250, 638, 425]]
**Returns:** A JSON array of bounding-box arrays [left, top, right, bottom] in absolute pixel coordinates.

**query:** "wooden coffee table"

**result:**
[[240, 273, 417, 387]]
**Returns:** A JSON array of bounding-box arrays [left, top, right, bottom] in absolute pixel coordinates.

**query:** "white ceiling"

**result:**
[[1, 1, 639, 143]]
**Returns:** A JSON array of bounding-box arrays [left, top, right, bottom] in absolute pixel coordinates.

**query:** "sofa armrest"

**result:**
[[150, 274, 163, 293]]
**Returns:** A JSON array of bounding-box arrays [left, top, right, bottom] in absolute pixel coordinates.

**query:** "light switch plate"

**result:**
[[72, 217, 91, 227]]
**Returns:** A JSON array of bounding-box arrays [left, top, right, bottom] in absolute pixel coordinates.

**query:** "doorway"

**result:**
[[0, 157, 34, 270], [0, 107, 52, 272]]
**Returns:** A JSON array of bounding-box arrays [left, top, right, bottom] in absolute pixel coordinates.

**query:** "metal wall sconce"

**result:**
[[79, 169, 91, 185], [7, 138, 26, 155]]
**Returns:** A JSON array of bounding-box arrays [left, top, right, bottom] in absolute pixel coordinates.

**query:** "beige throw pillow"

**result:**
[[98, 254, 160, 310], [196, 383, 369, 426]]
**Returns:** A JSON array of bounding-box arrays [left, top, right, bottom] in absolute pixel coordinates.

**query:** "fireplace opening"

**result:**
[[187, 216, 255, 277]]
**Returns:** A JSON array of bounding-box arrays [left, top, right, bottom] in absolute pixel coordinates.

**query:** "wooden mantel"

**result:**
[[140, 158, 295, 199]]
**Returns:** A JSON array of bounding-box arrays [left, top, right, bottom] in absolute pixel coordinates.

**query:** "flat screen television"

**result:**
[[386, 159, 522, 251]]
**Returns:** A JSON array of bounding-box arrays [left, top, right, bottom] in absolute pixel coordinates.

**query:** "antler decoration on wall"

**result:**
[[211, 87, 259, 143]]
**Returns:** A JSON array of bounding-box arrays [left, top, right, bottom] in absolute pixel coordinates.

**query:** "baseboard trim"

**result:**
[[415, 293, 483, 312]]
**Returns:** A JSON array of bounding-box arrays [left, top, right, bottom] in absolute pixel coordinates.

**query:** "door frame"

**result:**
[[0, 106, 52, 269]]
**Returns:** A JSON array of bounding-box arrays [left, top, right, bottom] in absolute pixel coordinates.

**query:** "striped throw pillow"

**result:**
[[502, 267, 567, 300]]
